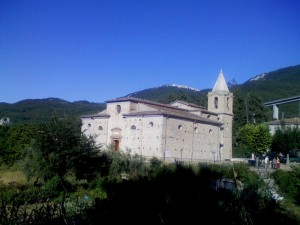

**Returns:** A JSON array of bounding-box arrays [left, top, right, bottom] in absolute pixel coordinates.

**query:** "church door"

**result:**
[[113, 139, 120, 151]]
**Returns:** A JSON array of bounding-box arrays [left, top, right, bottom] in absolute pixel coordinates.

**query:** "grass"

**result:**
[[0, 167, 31, 188]]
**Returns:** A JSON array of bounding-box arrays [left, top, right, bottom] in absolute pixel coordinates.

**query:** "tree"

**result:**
[[271, 126, 300, 156], [0, 125, 10, 165], [236, 123, 272, 157], [21, 116, 103, 181], [233, 92, 269, 131], [0, 124, 37, 166]]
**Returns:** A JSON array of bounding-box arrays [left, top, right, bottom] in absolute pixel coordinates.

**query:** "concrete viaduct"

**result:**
[[263, 95, 300, 120]]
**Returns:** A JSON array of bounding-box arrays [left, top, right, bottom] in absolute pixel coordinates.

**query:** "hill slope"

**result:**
[[0, 98, 105, 124], [239, 65, 300, 101]]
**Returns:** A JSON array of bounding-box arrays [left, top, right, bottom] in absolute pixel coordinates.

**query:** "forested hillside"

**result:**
[[0, 98, 105, 124]]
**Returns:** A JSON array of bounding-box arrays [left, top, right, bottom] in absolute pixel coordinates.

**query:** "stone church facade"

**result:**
[[80, 71, 233, 162]]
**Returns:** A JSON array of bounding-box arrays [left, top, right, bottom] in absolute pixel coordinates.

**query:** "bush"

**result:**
[[272, 165, 300, 204]]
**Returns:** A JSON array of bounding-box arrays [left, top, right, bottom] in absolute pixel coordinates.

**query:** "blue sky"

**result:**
[[1, 0, 299, 103]]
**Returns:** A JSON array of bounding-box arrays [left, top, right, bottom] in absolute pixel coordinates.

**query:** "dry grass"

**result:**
[[0, 168, 31, 187]]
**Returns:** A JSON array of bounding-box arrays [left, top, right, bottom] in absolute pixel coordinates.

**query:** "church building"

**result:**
[[80, 71, 233, 162]]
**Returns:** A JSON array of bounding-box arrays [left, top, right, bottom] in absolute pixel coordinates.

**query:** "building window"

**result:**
[[116, 105, 121, 113], [149, 122, 154, 127], [214, 97, 218, 109], [178, 125, 182, 130], [194, 127, 198, 132], [88, 123, 91, 127], [98, 126, 103, 130], [227, 97, 230, 109], [209, 129, 213, 134], [131, 125, 136, 130]]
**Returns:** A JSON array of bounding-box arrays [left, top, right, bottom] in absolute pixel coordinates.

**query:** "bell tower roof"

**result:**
[[212, 69, 229, 92]]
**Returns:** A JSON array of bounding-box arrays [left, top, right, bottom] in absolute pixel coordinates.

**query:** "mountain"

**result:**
[[0, 98, 105, 124], [1, 64, 299, 124], [126, 65, 300, 103], [239, 65, 300, 101], [125, 84, 208, 106], [124, 64, 300, 118]]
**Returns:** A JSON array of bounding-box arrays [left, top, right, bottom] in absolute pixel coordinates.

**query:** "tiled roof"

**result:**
[[106, 97, 191, 112], [80, 113, 110, 118], [82, 97, 222, 126], [171, 100, 205, 109]]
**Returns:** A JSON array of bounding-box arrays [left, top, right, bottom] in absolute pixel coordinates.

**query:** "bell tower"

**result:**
[[207, 70, 233, 160]]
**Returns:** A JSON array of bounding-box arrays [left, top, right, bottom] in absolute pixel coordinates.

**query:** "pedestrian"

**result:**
[[276, 157, 280, 169], [265, 156, 269, 169], [272, 157, 276, 169]]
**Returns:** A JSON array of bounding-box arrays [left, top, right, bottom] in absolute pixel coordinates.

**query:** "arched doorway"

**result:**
[[112, 139, 120, 151], [110, 128, 122, 151]]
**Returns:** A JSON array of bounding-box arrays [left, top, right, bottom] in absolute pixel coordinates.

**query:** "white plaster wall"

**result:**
[[122, 116, 164, 158], [81, 117, 109, 148], [163, 118, 220, 161]]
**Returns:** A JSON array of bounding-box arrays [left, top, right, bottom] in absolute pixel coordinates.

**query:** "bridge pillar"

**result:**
[[273, 104, 279, 120]]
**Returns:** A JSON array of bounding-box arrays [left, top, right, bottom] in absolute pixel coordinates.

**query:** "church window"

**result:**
[[194, 127, 198, 132], [116, 105, 121, 113], [98, 126, 103, 130], [178, 125, 182, 130], [227, 97, 230, 109], [88, 123, 91, 127], [214, 97, 218, 109], [131, 125, 136, 130], [149, 122, 154, 127], [209, 129, 213, 134]]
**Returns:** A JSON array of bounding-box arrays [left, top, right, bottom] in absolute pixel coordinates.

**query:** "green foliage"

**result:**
[[0, 199, 67, 225], [271, 126, 300, 155], [272, 165, 300, 204], [0, 124, 37, 166], [20, 116, 103, 182], [236, 123, 272, 157], [232, 92, 270, 157], [107, 150, 149, 181], [1, 158, 300, 224]]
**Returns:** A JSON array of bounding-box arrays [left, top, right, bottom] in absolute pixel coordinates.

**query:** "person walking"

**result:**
[[276, 157, 280, 169], [272, 157, 276, 169], [265, 156, 269, 169]]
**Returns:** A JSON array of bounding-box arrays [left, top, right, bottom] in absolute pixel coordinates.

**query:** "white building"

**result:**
[[81, 71, 233, 162], [267, 117, 300, 135]]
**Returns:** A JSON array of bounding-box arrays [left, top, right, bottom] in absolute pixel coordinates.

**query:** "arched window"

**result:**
[[98, 126, 103, 130], [149, 122, 154, 127], [116, 105, 121, 113], [214, 97, 218, 109], [131, 125, 136, 130], [227, 97, 230, 109], [178, 125, 182, 130]]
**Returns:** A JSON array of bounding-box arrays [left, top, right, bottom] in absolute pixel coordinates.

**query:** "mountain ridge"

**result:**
[[1, 64, 299, 124]]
